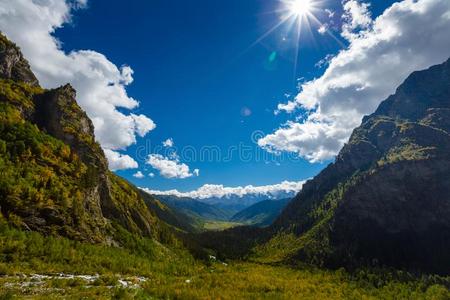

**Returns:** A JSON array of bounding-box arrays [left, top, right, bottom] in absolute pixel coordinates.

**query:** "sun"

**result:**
[[289, 0, 313, 17]]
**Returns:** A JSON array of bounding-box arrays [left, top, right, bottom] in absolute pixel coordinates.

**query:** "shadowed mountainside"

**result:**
[[196, 58, 450, 275]]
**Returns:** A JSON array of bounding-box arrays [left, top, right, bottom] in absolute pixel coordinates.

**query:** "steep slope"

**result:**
[[257, 58, 450, 274], [139, 191, 202, 233], [0, 33, 172, 244], [230, 198, 291, 227], [155, 195, 235, 221]]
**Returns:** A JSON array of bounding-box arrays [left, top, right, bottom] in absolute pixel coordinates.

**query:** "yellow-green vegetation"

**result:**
[[378, 143, 434, 166], [142, 262, 449, 300], [202, 220, 242, 231], [1, 223, 448, 299], [0, 79, 43, 109], [0, 80, 106, 241], [1, 237, 449, 300], [0, 224, 196, 278]]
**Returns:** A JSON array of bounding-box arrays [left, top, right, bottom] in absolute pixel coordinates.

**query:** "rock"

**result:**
[[0, 33, 38, 86]]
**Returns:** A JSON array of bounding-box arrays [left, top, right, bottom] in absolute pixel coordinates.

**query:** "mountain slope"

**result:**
[[230, 198, 291, 227], [155, 195, 235, 221], [256, 58, 450, 274], [139, 191, 202, 233], [0, 33, 174, 245]]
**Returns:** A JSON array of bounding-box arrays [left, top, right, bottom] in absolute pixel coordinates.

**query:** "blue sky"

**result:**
[[51, 0, 400, 192], [2, 0, 448, 195]]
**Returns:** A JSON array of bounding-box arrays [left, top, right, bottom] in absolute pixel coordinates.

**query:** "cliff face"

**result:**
[[0, 33, 166, 243], [0, 34, 38, 87], [268, 58, 450, 274]]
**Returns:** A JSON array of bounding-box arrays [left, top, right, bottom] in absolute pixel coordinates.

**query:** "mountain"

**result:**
[[230, 198, 291, 227], [0, 33, 174, 245], [258, 58, 450, 274], [146, 184, 301, 214], [198, 192, 296, 213], [139, 191, 202, 233], [196, 58, 450, 275], [154, 195, 235, 221]]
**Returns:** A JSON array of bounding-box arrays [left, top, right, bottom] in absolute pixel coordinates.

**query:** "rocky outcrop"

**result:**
[[0, 34, 38, 86], [0, 33, 165, 243], [270, 58, 450, 274]]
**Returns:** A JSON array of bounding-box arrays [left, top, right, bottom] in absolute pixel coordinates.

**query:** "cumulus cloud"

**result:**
[[141, 180, 305, 199], [341, 0, 373, 41], [146, 154, 198, 179], [104, 149, 138, 171], [133, 171, 144, 179], [0, 0, 156, 161], [259, 0, 450, 162], [148, 172, 155, 178], [162, 138, 174, 148], [131, 113, 156, 138]]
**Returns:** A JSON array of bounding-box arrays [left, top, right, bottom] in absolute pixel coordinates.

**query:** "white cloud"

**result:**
[[104, 149, 138, 171], [0, 0, 156, 160], [131, 113, 156, 137], [149, 172, 155, 178], [141, 180, 305, 199], [259, 0, 450, 162], [318, 24, 328, 35], [133, 171, 144, 179], [342, 0, 373, 41], [146, 154, 197, 179], [162, 138, 174, 148], [193, 169, 200, 176]]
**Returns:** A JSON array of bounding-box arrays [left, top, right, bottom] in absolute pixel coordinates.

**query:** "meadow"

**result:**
[[0, 224, 448, 299]]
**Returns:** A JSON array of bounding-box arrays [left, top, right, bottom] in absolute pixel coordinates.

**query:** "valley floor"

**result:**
[[1, 262, 449, 299], [0, 225, 448, 299]]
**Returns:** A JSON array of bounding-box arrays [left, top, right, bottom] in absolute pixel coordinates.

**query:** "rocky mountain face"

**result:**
[[0, 33, 170, 244], [267, 58, 450, 274]]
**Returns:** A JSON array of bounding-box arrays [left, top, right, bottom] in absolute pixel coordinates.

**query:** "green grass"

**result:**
[[142, 262, 449, 300], [2, 261, 448, 299], [0, 224, 197, 278], [202, 220, 243, 231], [0, 224, 448, 299]]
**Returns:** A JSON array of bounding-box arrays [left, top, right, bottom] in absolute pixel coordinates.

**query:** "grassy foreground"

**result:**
[[0, 225, 448, 299]]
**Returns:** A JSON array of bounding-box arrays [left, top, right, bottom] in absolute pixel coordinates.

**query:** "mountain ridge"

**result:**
[[0, 33, 176, 245], [263, 57, 450, 274]]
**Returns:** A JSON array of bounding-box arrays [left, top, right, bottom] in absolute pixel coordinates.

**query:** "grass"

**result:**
[[202, 220, 243, 231], [0, 225, 448, 299], [2, 261, 448, 299], [142, 262, 450, 300]]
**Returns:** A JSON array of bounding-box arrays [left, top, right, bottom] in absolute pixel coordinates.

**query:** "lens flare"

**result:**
[[289, 0, 313, 17], [242, 0, 344, 81]]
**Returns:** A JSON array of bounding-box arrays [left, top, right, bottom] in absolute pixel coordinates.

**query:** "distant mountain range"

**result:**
[[146, 193, 293, 231], [142, 181, 303, 213]]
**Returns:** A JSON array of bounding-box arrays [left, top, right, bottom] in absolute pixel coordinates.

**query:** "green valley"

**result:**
[[0, 12, 450, 299]]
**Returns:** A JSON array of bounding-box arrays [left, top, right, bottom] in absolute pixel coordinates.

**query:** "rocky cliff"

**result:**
[[0, 33, 170, 244]]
